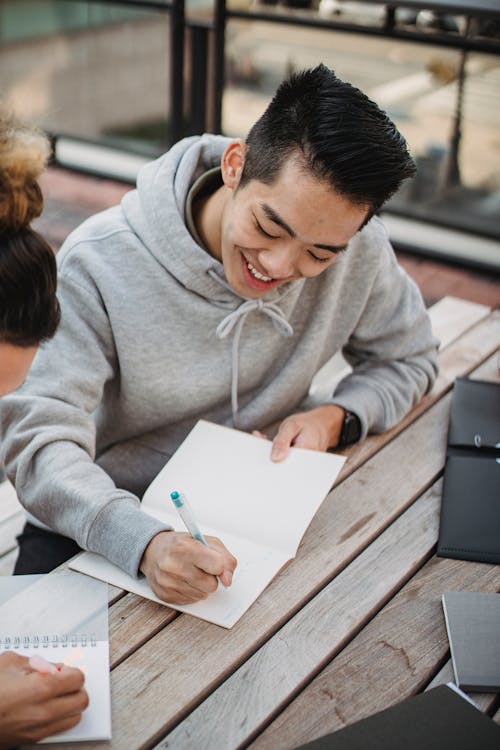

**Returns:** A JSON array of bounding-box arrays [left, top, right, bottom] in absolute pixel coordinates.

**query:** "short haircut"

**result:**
[[239, 64, 416, 215], [0, 114, 60, 346]]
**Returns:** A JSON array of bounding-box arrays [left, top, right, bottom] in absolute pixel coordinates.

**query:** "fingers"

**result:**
[[252, 429, 268, 440], [141, 531, 238, 605], [10, 685, 89, 744], [41, 664, 86, 699], [270, 418, 302, 462], [270, 406, 347, 461], [0, 650, 38, 672], [0, 661, 89, 747], [204, 535, 238, 587]]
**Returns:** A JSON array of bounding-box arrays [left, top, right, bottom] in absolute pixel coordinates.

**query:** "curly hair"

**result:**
[[0, 113, 60, 346]]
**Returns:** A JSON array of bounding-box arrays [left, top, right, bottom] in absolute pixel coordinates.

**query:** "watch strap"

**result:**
[[338, 409, 361, 447]]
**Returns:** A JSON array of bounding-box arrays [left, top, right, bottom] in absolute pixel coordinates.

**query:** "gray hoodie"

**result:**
[[0, 134, 438, 577]]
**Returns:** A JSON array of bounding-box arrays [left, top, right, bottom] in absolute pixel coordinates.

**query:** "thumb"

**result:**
[[271, 419, 300, 462]]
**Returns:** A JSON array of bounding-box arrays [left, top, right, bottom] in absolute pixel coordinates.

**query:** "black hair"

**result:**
[[0, 113, 60, 347], [239, 64, 416, 215], [0, 229, 60, 347]]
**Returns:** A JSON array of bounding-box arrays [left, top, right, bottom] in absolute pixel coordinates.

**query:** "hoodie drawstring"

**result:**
[[215, 299, 294, 426]]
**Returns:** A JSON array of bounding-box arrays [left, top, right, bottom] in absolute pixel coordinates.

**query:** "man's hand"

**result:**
[[270, 404, 346, 462], [0, 651, 88, 748], [140, 531, 238, 604]]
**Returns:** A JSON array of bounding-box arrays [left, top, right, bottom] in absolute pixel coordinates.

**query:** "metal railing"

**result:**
[[62, 0, 500, 150], [16, 0, 500, 268]]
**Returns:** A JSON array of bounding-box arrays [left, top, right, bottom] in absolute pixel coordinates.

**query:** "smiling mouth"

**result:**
[[246, 260, 273, 283]]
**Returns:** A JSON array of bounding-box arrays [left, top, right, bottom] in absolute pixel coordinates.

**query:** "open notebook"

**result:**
[[71, 420, 345, 628], [0, 569, 111, 742]]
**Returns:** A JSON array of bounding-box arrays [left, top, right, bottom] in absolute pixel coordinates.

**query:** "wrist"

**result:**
[[314, 404, 346, 448]]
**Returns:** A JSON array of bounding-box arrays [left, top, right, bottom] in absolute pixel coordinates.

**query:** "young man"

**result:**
[[0, 65, 438, 606]]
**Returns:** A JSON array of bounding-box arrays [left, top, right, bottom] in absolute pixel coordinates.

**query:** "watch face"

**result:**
[[341, 411, 361, 446]]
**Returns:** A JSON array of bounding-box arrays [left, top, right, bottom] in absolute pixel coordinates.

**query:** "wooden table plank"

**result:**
[[154, 350, 499, 750], [249, 556, 499, 750], [337, 309, 499, 479], [109, 594, 178, 668], [428, 296, 491, 351], [158, 482, 443, 750], [105, 396, 453, 749], [43, 373, 456, 750]]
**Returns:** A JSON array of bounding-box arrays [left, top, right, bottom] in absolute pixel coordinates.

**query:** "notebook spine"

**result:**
[[0, 633, 97, 649]]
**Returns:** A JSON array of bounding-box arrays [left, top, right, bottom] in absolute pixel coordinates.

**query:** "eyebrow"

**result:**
[[260, 203, 347, 254]]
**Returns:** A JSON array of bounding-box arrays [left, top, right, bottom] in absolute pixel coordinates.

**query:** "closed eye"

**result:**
[[253, 216, 280, 240], [307, 250, 334, 263]]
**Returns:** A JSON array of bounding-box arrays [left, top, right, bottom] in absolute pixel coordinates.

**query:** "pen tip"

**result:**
[[170, 491, 179, 500]]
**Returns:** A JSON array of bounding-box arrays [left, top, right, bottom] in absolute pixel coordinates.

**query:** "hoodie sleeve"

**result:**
[[0, 267, 169, 577], [330, 230, 439, 438]]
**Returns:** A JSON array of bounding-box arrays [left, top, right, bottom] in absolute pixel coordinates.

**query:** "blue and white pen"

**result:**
[[170, 490, 207, 544], [170, 490, 227, 587]]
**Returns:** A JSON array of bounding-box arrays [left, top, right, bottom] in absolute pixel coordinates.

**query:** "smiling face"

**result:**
[[206, 141, 370, 299]]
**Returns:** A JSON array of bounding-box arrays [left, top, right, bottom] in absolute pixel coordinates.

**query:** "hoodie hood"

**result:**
[[121, 135, 299, 423], [122, 134, 233, 303], [121, 134, 302, 309]]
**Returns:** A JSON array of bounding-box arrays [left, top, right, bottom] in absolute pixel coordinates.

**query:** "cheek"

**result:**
[[224, 210, 259, 251], [301, 258, 337, 278]]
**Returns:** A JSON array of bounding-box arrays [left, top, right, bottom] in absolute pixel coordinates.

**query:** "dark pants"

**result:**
[[14, 521, 82, 574]]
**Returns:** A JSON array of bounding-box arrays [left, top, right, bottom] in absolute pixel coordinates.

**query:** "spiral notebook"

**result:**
[[0, 569, 111, 742]]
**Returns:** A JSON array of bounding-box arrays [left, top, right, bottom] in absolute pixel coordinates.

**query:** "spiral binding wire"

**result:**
[[0, 633, 97, 649]]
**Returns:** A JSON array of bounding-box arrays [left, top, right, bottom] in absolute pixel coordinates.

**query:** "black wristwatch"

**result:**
[[338, 409, 361, 447]]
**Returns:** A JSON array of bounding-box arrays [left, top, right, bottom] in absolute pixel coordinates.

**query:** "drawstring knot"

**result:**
[[215, 299, 294, 425]]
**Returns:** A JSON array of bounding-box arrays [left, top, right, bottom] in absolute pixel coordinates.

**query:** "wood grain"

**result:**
[[250, 557, 499, 750], [109, 593, 178, 668], [159, 483, 443, 750], [429, 296, 490, 351]]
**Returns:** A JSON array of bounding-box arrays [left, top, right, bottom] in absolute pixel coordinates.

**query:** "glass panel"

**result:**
[[223, 17, 500, 239], [0, 0, 171, 154]]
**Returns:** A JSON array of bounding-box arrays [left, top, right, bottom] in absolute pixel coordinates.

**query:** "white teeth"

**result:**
[[247, 261, 273, 282]]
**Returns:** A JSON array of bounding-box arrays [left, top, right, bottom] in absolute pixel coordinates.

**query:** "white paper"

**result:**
[[71, 420, 345, 628], [0, 572, 111, 742], [8, 643, 111, 742]]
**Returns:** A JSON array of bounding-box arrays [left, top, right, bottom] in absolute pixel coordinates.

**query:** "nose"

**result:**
[[257, 242, 296, 279]]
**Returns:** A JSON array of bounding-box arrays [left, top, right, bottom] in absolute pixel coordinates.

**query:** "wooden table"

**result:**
[[2, 295, 498, 750]]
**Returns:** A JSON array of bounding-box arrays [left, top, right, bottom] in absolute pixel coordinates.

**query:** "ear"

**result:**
[[221, 139, 246, 190]]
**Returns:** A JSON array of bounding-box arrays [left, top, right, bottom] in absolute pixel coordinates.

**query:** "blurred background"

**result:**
[[1, 0, 499, 273]]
